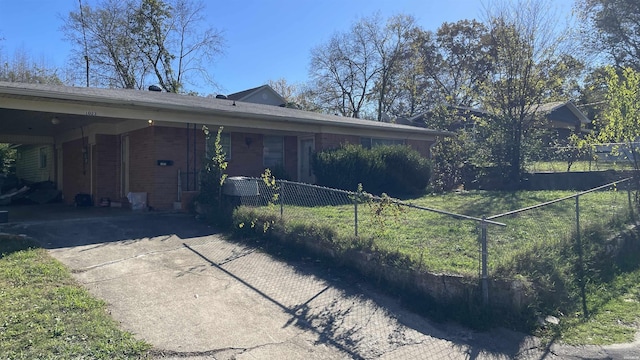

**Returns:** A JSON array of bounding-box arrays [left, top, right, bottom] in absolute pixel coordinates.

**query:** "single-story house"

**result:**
[[0, 82, 450, 210], [401, 101, 591, 140], [534, 101, 591, 138]]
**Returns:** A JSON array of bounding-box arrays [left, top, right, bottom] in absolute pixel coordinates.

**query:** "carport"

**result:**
[[0, 83, 196, 210], [0, 81, 449, 211], [0, 87, 148, 211]]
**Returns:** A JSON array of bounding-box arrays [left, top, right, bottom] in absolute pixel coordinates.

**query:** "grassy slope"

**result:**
[[255, 189, 631, 275], [237, 188, 640, 344], [0, 235, 151, 360]]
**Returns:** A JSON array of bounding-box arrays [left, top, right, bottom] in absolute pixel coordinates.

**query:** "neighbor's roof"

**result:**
[[226, 84, 287, 106], [406, 101, 589, 128], [226, 85, 268, 101], [534, 101, 590, 124], [0, 82, 452, 137]]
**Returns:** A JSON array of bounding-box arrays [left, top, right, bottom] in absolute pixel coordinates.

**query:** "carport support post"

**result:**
[[481, 217, 489, 306]]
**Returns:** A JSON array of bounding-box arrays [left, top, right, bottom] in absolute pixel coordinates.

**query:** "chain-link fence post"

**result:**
[[480, 216, 488, 306], [280, 181, 284, 219], [575, 195, 588, 318], [354, 200, 359, 237], [628, 179, 634, 221]]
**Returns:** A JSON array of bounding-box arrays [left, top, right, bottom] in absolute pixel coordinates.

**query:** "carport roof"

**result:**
[[0, 82, 452, 139]]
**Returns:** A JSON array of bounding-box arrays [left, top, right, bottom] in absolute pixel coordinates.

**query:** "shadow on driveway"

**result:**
[[0, 209, 627, 359]]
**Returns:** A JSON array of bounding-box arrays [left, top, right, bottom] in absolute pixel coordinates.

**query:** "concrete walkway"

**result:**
[[1, 210, 638, 359]]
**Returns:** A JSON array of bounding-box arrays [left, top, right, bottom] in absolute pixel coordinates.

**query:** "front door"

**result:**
[[299, 137, 315, 184]]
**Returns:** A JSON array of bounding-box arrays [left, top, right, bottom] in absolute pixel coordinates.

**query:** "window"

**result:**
[[207, 132, 231, 160], [263, 135, 284, 167], [360, 137, 405, 149], [39, 147, 47, 168]]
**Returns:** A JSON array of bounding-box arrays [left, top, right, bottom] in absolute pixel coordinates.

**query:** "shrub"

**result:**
[[312, 144, 431, 197], [197, 126, 231, 227], [430, 136, 466, 192]]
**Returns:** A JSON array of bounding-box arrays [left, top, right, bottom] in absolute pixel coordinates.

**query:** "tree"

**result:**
[[367, 14, 418, 121], [0, 47, 63, 85], [385, 20, 494, 121], [430, 20, 494, 108], [387, 27, 436, 118], [593, 67, 640, 169], [308, 14, 418, 120], [577, 0, 640, 71], [477, 0, 575, 184], [576, 66, 610, 123], [63, 0, 224, 92], [309, 17, 379, 118], [63, 0, 144, 88]]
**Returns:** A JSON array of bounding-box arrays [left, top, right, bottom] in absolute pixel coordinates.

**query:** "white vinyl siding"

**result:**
[[15, 145, 54, 183]]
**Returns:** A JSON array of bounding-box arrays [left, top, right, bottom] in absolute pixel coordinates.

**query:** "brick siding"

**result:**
[[226, 132, 264, 177], [406, 139, 432, 158], [315, 134, 360, 150], [93, 134, 119, 203], [60, 125, 435, 210], [62, 138, 91, 205], [151, 126, 205, 210]]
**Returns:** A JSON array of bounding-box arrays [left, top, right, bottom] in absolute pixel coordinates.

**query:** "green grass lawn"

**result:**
[[527, 160, 635, 172], [555, 267, 640, 345], [0, 235, 151, 359], [237, 187, 640, 344], [252, 188, 632, 276]]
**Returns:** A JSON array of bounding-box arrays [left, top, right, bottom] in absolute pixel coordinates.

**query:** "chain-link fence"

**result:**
[[527, 143, 640, 173], [226, 177, 496, 278], [225, 176, 637, 315], [483, 178, 635, 315]]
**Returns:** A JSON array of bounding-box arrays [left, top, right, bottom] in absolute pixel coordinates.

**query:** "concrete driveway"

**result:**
[[1, 207, 638, 359]]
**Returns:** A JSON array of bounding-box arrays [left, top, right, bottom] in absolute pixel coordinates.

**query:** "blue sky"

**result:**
[[0, 0, 575, 95]]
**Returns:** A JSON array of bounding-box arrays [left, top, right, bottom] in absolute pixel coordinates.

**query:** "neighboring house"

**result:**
[[14, 144, 55, 183], [0, 82, 450, 210], [535, 101, 591, 139], [225, 84, 287, 107], [402, 101, 591, 141]]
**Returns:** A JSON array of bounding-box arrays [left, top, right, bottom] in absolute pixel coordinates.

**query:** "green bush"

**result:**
[[312, 144, 431, 197], [197, 126, 231, 227]]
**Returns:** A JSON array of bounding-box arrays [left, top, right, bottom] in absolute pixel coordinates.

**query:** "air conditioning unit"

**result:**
[[222, 177, 260, 197]]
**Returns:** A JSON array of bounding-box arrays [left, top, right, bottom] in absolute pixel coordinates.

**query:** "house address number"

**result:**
[[86, 111, 97, 116]]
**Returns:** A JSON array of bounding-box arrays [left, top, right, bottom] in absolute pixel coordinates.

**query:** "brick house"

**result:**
[[0, 82, 450, 210]]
